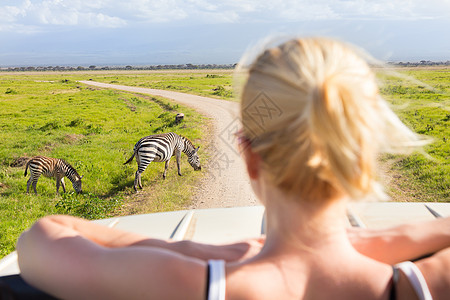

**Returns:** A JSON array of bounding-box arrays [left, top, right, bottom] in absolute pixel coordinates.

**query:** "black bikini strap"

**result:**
[[390, 266, 400, 300], [205, 262, 211, 300]]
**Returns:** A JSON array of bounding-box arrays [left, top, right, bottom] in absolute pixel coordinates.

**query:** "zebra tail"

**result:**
[[124, 152, 135, 165], [24, 160, 30, 177]]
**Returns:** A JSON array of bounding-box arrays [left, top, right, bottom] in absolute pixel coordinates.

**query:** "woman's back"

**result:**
[[222, 199, 393, 300], [226, 255, 392, 300]]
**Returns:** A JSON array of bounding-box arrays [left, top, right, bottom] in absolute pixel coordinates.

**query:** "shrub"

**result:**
[[5, 88, 18, 94]]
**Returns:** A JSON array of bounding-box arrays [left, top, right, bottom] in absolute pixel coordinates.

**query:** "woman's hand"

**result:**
[[347, 217, 450, 264], [220, 236, 266, 262], [161, 236, 266, 262]]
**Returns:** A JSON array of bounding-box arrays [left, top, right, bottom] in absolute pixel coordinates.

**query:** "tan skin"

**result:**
[[17, 145, 450, 299]]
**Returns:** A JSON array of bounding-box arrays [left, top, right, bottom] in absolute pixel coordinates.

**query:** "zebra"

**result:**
[[24, 156, 83, 195], [124, 132, 201, 191]]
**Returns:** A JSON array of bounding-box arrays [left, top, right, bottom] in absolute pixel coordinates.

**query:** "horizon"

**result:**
[[2, 60, 450, 70]]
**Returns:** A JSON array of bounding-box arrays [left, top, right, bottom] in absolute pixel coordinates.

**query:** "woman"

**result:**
[[17, 37, 450, 299]]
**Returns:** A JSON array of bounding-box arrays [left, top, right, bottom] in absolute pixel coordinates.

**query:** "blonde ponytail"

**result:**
[[238, 37, 423, 202], [309, 71, 377, 199]]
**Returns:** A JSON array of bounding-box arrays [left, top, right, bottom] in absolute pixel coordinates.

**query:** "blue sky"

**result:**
[[1, 0, 449, 67]]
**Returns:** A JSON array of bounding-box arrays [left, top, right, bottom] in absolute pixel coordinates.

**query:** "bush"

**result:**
[[212, 86, 232, 97], [5, 88, 18, 94], [40, 121, 62, 131]]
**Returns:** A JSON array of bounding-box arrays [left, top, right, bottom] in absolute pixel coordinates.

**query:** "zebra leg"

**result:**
[[134, 160, 145, 190], [26, 177, 32, 194], [56, 175, 61, 194], [138, 172, 143, 189], [134, 154, 152, 190], [61, 177, 66, 193], [163, 160, 170, 179], [138, 173, 143, 189], [134, 171, 142, 191], [175, 151, 182, 176], [55, 174, 66, 194], [135, 155, 143, 190], [32, 177, 39, 195]]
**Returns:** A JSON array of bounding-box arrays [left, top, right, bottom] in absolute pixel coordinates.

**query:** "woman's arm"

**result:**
[[347, 217, 450, 264], [16, 215, 264, 299], [17, 215, 263, 262], [16, 216, 207, 299]]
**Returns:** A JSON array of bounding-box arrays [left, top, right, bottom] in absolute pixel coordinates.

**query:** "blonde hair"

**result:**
[[237, 37, 423, 202]]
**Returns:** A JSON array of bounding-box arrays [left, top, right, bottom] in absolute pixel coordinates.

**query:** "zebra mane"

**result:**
[[181, 135, 196, 150], [60, 159, 81, 179]]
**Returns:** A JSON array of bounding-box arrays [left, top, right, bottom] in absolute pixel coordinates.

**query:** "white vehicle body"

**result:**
[[1, 202, 449, 276]]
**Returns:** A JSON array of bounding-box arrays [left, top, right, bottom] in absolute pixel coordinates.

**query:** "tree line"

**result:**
[[0, 63, 237, 72]]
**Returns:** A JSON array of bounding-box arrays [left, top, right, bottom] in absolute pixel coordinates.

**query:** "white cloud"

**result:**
[[0, 1, 29, 23], [0, 0, 127, 32], [225, 0, 450, 21], [0, 0, 449, 33], [410, 0, 450, 19], [116, 0, 187, 22]]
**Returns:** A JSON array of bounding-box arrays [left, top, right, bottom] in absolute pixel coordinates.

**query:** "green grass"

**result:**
[[68, 70, 235, 100], [0, 74, 208, 258], [377, 67, 450, 202]]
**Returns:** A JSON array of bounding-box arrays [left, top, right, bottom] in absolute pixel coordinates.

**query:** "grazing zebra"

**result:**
[[24, 156, 83, 195], [124, 132, 201, 191]]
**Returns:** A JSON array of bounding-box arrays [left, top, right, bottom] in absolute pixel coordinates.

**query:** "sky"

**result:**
[[0, 0, 449, 67]]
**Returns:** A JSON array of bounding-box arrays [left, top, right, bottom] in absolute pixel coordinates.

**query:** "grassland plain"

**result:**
[[0, 73, 208, 258], [0, 67, 449, 259], [376, 67, 449, 202], [7, 69, 236, 100]]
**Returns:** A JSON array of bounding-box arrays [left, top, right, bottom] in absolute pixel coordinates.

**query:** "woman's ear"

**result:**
[[242, 146, 261, 180]]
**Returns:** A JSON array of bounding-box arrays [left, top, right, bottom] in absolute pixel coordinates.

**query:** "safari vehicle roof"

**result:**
[[1, 202, 449, 276]]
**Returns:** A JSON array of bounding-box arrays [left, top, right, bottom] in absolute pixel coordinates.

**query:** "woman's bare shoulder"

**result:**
[[416, 247, 450, 300]]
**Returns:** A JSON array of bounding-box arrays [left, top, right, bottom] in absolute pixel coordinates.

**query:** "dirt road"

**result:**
[[79, 81, 259, 209]]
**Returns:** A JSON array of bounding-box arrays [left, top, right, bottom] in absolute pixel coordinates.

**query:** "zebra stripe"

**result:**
[[24, 156, 83, 194], [124, 132, 201, 191]]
